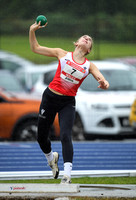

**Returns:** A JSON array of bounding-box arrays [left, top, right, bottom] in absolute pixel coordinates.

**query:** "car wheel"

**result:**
[[13, 119, 38, 141], [72, 113, 85, 141]]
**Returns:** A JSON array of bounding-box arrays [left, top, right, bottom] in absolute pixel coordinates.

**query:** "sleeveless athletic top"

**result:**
[[49, 52, 90, 96]]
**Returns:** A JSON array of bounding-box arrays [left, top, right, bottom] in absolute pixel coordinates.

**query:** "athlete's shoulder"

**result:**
[[58, 49, 68, 60]]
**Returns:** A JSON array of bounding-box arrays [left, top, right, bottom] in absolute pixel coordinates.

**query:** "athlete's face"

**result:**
[[77, 35, 92, 53]]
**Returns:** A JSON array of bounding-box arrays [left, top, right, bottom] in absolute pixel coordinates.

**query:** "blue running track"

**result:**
[[0, 141, 136, 172]]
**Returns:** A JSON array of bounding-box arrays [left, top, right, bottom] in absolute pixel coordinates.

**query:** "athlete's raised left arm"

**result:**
[[89, 62, 109, 90], [29, 22, 67, 59]]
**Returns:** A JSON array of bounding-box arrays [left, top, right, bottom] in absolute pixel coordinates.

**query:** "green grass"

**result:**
[[1, 35, 136, 64], [0, 177, 136, 184]]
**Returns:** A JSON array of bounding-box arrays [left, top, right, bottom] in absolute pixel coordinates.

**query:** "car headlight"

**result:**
[[91, 104, 109, 110]]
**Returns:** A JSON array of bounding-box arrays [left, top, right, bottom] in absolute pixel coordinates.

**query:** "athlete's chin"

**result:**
[[78, 44, 88, 52]]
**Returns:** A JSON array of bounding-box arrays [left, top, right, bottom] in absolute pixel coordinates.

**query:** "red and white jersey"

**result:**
[[49, 52, 90, 96]]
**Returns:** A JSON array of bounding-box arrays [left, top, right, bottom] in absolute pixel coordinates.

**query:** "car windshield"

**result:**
[[80, 69, 136, 92], [0, 60, 21, 72], [0, 72, 24, 92]]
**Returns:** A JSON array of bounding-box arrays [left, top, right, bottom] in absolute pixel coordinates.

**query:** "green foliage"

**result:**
[[1, 0, 136, 19], [1, 14, 136, 42], [1, 0, 136, 41]]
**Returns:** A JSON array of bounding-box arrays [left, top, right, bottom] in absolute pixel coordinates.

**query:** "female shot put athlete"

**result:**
[[29, 21, 109, 184]]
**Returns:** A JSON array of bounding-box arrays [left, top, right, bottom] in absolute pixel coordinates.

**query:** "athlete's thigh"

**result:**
[[59, 102, 76, 131], [38, 90, 57, 131], [39, 100, 57, 127]]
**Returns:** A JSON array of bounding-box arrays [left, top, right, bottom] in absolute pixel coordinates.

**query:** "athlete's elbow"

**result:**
[[31, 47, 37, 53], [30, 45, 39, 54]]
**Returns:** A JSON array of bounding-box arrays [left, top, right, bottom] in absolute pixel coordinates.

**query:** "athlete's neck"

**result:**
[[73, 48, 86, 64]]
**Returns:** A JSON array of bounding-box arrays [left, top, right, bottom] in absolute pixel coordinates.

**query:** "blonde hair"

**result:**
[[73, 35, 93, 55]]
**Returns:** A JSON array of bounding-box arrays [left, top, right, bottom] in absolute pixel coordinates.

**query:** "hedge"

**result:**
[[1, 14, 136, 42]]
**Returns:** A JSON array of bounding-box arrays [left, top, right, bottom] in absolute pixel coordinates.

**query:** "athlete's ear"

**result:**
[[87, 48, 91, 54], [74, 41, 78, 47]]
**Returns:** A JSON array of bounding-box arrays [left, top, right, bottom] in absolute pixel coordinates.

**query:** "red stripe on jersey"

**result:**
[[66, 60, 86, 73], [61, 71, 80, 81]]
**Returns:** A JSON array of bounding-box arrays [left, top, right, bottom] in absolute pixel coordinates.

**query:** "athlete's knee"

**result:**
[[37, 131, 43, 144], [60, 130, 72, 144], [37, 124, 47, 144], [37, 128, 51, 154]]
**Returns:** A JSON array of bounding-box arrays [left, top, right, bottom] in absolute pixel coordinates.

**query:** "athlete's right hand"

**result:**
[[30, 22, 48, 31]]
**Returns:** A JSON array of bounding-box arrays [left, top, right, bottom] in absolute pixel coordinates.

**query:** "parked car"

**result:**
[[0, 89, 59, 141], [0, 50, 35, 72], [15, 64, 56, 92], [31, 62, 58, 95], [0, 51, 55, 92], [0, 70, 26, 93], [106, 57, 136, 67], [129, 98, 136, 133], [32, 61, 136, 140]]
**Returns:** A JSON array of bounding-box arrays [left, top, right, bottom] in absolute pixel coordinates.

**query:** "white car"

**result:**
[[106, 57, 136, 67], [0, 70, 26, 93], [32, 61, 136, 140], [31, 62, 58, 94], [15, 64, 56, 92], [0, 50, 35, 73], [0, 50, 49, 91]]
